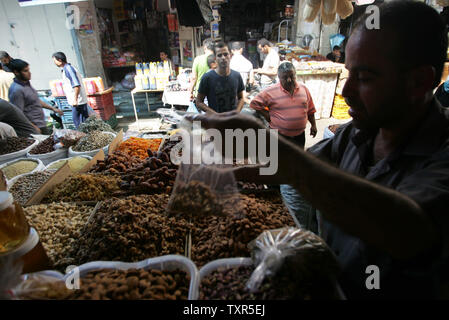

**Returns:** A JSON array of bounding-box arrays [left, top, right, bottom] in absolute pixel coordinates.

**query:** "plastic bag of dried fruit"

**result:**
[[11, 273, 71, 300], [1, 255, 70, 300], [0, 256, 23, 299], [53, 129, 86, 148], [246, 227, 341, 298], [166, 122, 243, 218], [166, 163, 242, 218]]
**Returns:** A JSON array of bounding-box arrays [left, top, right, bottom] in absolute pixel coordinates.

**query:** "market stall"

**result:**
[[0, 111, 345, 299]]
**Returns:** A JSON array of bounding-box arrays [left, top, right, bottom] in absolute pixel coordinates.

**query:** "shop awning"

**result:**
[[17, 0, 86, 7]]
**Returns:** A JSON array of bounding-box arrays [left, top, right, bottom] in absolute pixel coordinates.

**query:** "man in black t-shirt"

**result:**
[[196, 42, 245, 114]]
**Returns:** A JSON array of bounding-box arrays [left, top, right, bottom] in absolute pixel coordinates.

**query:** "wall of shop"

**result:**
[[0, 0, 82, 90], [73, 0, 107, 86]]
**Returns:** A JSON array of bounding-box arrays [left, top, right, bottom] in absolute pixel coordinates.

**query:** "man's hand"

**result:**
[[54, 108, 64, 116], [310, 124, 317, 137], [184, 112, 292, 185]]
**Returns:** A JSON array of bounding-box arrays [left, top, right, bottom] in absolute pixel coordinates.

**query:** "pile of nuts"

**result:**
[[72, 131, 114, 152], [69, 195, 192, 265], [199, 265, 326, 300], [200, 228, 341, 300], [70, 269, 190, 300], [9, 171, 53, 205], [89, 151, 143, 174], [119, 150, 177, 194], [200, 265, 262, 300], [0, 137, 34, 155], [167, 181, 225, 217], [29, 136, 55, 154], [237, 181, 265, 192], [1, 160, 38, 180], [44, 174, 121, 202], [191, 193, 295, 267], [78, 116, 115, 134], [159, 136, 182, 155], [23, 202, 93, 270], [18, 269, 190, 300]]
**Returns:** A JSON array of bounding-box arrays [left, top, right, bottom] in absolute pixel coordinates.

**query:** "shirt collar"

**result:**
[[13, 78, 30, 86], [351, 98, 449, 159], [279, 82, 300, 95]]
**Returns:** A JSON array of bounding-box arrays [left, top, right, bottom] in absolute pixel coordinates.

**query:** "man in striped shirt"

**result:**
[[250, 61, 317, 148]]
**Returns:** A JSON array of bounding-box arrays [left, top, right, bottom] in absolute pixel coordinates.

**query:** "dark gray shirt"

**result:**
[[309, 99, 449, 299], [0, 98, 37, 137], [8, 78, 46, 128], [198, 70, 244, 113]]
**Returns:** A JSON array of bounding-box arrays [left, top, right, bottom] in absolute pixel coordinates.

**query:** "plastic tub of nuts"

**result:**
[[63, 254, 199, 300], [198, 257, 347, 300], [68, 131, 116, 158], [197, 257, 253, 300]]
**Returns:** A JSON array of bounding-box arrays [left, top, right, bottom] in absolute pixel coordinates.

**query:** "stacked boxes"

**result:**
[[87, 89, 117, 123]]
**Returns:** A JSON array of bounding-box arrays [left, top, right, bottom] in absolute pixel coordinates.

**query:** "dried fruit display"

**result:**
[[116, 137, 162, 160], [68, 195, 192, 265], [44, 174, 121, 203]]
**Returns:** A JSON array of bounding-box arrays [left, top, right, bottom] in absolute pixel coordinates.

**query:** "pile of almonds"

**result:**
[[23, 202, 94, 271]]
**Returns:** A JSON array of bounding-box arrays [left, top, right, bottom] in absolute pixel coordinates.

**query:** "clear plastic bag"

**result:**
[[166, 163, 241, 218], [52, 129, 86, 148], [11, 273, 70, 300], [0, 256, 23, 299], [166, 121, 243, 218], [246, 227, 340, 297]]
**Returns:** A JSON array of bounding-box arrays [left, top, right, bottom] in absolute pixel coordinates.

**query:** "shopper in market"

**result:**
[[196, 42, 245, 114], [230, 42, 254, 86], [189, 0, 449, 299], [250, 61, 317, 229], [0, 63, 14, 101], [254, 38, 280, 89], [52, 52, 89, 129], [159, 51, 173, 74], [250, 61, 317, 148], [0, 51, 14, 73], [0, 98, 38, 137], [326, 45, 345, 63], [8, 59, 63, 134], [206, 54, 217, 70], [189, 38, 214, 100]]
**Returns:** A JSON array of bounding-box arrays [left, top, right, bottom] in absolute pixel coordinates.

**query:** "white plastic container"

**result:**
[[198, 257, 347, 300], [0, 158, 44, 183], [197, 257, 252, 300], [45, 156, 92, 172], [68, 132, 116, 158], [0, 139, 38, 165], [26, 148, 68, 166], [64, 255, 199, 300]]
